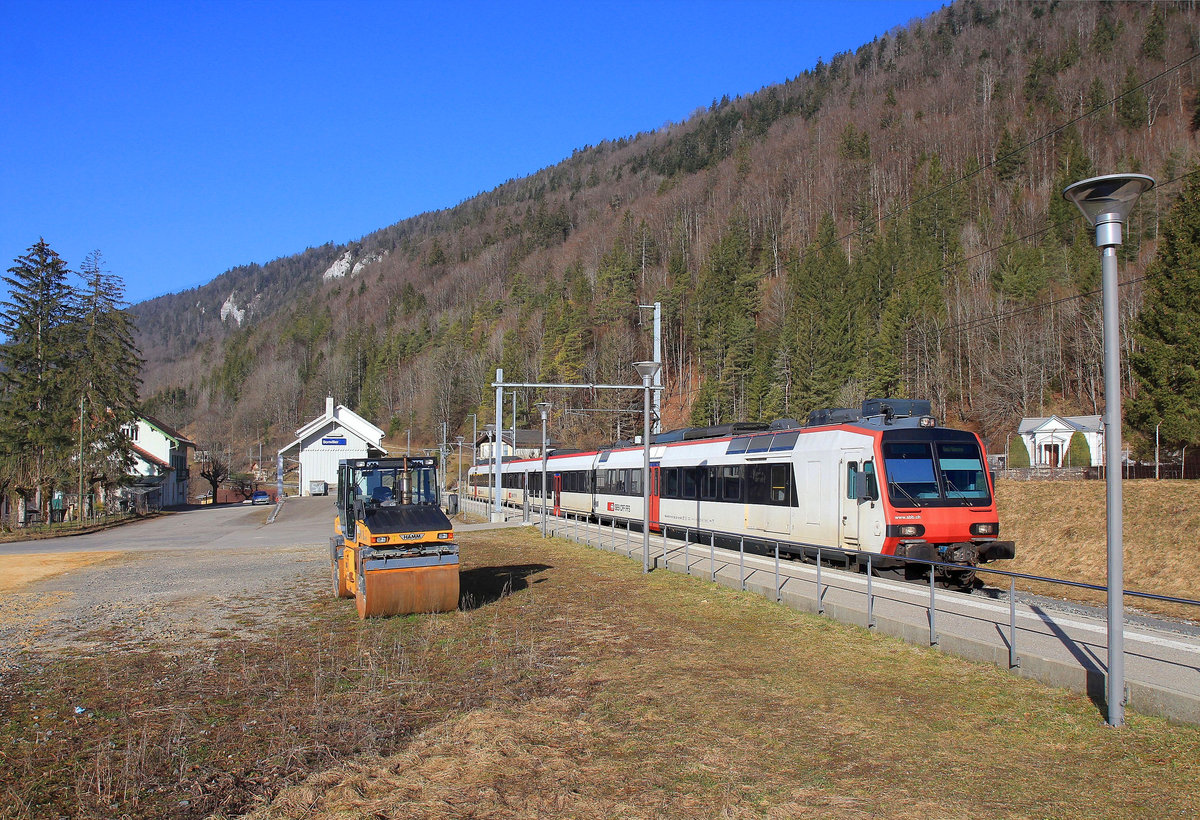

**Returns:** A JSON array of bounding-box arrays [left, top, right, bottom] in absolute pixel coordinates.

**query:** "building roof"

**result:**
[[1018, 415, 1103, 434], [278, 398, 387, 457], [138, 413, 196, 447]]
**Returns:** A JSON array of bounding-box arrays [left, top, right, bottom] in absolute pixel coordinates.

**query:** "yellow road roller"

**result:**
[[331, 456, 459, 618]]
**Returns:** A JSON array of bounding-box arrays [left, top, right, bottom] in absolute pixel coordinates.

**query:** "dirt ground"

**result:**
[[0, 551, 123, 594]]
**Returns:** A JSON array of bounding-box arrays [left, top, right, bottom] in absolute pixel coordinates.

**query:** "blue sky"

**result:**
[[2, 0, 943, 305]]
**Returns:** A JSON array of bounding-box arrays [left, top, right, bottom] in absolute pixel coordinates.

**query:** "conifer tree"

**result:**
[[0, 239, 78, 513], [71, 251, 143, 490], [1127, 168, 1200, 451]]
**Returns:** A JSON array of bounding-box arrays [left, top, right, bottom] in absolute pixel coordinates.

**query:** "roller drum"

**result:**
[[355, 562, 460, 618]]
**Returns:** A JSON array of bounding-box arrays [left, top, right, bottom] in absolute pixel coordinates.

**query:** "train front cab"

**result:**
[[870, 426, 1015, 581]]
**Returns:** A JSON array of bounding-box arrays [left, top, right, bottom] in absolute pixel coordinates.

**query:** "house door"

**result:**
[[1044, 443, 1060, 468]]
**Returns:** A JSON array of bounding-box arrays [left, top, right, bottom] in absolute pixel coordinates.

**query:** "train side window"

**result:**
[[664, 468, 679, 498], [701, 467, 719, 500], [862, 461, 879, 501], [721, 465, 743, 502], [769, 431, 799, 451], [846, 461, 859, 500], [630, 469, 642, 496], [682, 467, 699, 499], [770, 463, 791, 505], [746, 464, 770, 504], [727, 437, 751, 454], [746, 434, 773, 454]]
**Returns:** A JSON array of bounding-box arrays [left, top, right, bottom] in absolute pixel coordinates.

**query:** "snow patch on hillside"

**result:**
[[220, 294, 245, 326], [322, 251, 354, 281]]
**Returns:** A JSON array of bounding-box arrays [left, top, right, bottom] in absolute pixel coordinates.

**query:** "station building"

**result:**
[[279, 397, 387, 496]]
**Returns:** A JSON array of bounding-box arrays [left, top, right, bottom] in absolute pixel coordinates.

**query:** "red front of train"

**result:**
[[871, 423, 1015, 580]]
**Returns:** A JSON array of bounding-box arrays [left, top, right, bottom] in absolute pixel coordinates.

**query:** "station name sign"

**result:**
[[322, 436, 347, 446]]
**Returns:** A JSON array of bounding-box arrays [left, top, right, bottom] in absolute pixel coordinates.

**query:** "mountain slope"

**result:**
[[132, 0, 1200, 462]]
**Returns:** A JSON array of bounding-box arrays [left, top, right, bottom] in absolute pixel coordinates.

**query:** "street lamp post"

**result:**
[[633, 361, 662, 573], [535, 402, 551, 536], [1063, 172, 1155, 728]]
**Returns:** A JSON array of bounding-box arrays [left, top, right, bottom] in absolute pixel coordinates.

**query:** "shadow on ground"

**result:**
[[459, 564, 551, 609]]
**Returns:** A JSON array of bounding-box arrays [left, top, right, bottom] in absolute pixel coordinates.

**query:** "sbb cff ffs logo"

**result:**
[[607, 502, 632, 513]]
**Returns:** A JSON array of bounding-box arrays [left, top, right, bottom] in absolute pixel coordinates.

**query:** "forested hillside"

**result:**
[[133, 1, 1200, 460]]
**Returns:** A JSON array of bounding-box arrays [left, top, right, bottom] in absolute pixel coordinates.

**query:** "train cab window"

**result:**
[[720, 466, 743, 502], [936, 442, 989, 501], [769, 431, 799, 451], [883, 442, 940, 503], [846, 461, 859, 500], [727, 437, 751, 455], [746, 434, 773, 454]]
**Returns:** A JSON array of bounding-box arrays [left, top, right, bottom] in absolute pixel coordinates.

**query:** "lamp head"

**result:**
[[633, 361, 662, 382], [1062, 173, 1155, 247]]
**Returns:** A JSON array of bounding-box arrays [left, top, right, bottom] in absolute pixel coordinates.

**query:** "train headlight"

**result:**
[[918, 416, 936, 428], [971, 522, 998, 536], [899, 524, 924, 537]]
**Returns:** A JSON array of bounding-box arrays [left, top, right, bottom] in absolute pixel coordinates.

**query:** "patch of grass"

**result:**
[[995, 479, 1200, 618], [3, 527, 1199, 820]]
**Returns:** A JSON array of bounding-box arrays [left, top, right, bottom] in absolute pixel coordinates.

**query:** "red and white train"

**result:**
[[466, 399, 1014, 589]]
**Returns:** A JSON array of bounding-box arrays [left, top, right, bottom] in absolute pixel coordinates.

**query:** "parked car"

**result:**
[[251, 490, 271, 505]]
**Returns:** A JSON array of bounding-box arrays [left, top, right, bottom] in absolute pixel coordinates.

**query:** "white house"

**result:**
[[279, 397, 387, 496], [1016, 415, 1105, 468], [125, 414, 194, 509]]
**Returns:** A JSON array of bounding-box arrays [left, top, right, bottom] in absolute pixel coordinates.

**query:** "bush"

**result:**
[[1008, 435, 1031, 468], [1067, 431, 1091, 467]]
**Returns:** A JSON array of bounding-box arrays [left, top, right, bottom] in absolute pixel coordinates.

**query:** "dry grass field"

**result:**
[[994, 479, 1200, 618], [3, 524, 1198, 820]]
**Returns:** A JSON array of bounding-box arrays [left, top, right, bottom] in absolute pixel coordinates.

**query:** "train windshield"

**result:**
[[882, 440, 990, 507]]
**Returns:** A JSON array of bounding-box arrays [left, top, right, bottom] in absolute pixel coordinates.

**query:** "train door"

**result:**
[[839, 451, 867, 547], [553, 473, 562, 516], [649, 464, 661, 532]]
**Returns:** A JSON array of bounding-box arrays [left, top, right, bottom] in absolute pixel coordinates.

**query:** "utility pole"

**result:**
[[638, 302, 663, 434], [78, 394, 84, 522], [493, 368, 503, 522]]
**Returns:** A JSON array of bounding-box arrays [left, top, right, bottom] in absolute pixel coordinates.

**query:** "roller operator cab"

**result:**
[[330, 457, 459, 618]]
